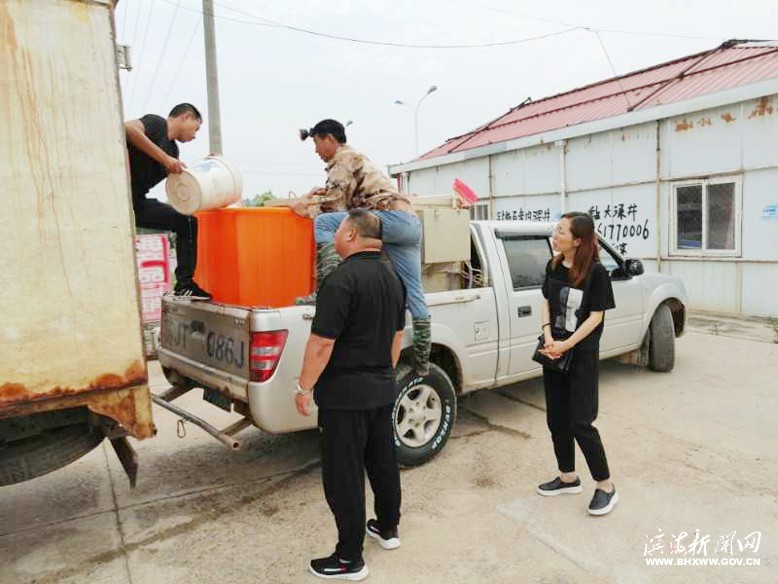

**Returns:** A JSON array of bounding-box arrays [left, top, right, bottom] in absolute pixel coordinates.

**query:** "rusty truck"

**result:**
[[0, 0, 155, 486]]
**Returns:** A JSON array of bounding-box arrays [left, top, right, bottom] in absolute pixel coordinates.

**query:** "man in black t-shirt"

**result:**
[[295, 209, 406, 581], [125, 103, 210, 298]]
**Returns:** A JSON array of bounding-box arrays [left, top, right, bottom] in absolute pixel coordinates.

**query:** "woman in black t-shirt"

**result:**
[[536, 212, 618, 516]]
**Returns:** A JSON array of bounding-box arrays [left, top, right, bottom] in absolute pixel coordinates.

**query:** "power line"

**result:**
[[142, 0, 183, 111], [162, 0, 582, 49], [121, 0, 130, 31], [129, 0, 157, 113], [441, 0, 727, 41], [592, 30, 633, 110], [160, 14, 202, 108]]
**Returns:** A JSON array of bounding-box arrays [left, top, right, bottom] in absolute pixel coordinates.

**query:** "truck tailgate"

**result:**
[[160, 299, 251, 398]]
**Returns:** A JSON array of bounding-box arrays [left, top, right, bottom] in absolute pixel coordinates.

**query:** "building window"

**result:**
[[470, 201, 489, 220], [671, 178, 741, 256]]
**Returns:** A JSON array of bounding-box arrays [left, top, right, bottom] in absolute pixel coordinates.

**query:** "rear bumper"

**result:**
[[158, 347, 249, 402], [157, 348, 316, 434]]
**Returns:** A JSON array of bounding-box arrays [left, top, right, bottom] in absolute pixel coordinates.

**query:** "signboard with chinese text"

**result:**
[[135, 234, 171, 324]]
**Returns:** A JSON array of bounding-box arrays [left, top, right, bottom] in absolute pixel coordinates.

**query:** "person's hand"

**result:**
[[544, 339, 571, 358], [306, 187, 326, 198], [295, 391, 313, 416], [164, 156, 185, 174], [289, 197, 311, 217], [538, 346, 558, 359]]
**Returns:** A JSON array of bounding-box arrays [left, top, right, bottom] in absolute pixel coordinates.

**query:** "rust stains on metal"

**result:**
[[0, 378, 156, 441], [0, 383, 29, 400], [721, 112, 736, 123], [748, 96, 774, 118], [88, 386, 156, 440], [0, 361, 148, 408], [675, 118, 693, 132]]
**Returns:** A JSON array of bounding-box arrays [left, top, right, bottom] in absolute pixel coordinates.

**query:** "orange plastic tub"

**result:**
[[194, 207, 315, 307]]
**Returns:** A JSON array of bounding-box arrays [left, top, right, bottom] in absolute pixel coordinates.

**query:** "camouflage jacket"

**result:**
[[314, 145, 411, 214]]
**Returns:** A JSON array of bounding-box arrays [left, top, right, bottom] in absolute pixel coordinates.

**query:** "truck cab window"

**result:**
[[501, 236, 552, 290]]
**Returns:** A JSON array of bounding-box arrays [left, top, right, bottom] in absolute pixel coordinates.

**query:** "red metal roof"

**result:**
[[420, 40, 778, 160]]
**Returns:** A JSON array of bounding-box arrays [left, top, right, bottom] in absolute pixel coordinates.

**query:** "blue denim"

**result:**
[[314, 211, 429, 319]]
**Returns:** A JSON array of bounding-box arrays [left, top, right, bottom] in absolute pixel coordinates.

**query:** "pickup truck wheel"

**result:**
[[648, 303, 675, 372], [0, 423, 104, 486], [393, 363, 457, 468]]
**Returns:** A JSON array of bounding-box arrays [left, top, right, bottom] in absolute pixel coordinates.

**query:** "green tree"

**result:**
[[242, 190, 275, 207]]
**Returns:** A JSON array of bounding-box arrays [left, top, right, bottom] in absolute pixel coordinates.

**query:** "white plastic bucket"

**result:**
[[165, 155, 243, 215]]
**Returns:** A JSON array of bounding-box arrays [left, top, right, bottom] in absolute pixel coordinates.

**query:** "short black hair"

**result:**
[[347, 209, 382, 239], [310, 119, 347, 144], [169, 103, 202, 121]]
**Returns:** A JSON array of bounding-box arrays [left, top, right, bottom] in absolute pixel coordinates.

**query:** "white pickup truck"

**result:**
[[158, 221, 687, 465]]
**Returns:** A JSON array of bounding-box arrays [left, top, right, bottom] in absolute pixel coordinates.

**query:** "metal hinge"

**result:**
[[116, 44, 132, 71]]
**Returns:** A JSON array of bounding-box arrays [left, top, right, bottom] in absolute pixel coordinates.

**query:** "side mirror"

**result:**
[[625, 258, 644, 277]]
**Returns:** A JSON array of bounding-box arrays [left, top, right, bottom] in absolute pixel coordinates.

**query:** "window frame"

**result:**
[[469, 201, 490, 221], [670, 176, 742, 258]]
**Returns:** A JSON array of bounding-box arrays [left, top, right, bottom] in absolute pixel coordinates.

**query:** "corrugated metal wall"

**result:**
[[405, 95, 778, 317]]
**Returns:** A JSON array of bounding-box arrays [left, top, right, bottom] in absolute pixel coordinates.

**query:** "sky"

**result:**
[[115, 0, 777, 202]]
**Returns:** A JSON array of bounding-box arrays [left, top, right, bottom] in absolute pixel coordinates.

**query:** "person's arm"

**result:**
[[124, 119, 184, 174], [289, 187, 327, 218], [546, 312, 604, 356], [541, 298, 554, 346], [294, 334, 336, 416], [391, 331, 404, 368], [317, 158, 355, 213]]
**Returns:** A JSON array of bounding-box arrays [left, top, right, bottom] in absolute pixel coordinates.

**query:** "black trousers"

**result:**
[[134, 198, 198, 285], [542, 347, 611, 482], [318, 404, 402, 562]]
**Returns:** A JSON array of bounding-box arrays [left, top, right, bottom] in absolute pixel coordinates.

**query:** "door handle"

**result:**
[[517, 305, 532, 317]]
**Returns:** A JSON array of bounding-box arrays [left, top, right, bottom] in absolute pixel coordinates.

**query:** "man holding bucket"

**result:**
[[125, 103, 211, 299]]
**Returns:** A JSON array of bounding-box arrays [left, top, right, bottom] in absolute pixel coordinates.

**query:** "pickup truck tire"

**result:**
[[393, 363, 457, 468], [648, 303, 675, 372], [0, 423, 104, 486]]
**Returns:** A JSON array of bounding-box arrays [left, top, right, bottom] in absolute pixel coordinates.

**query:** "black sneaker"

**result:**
[[309, 553, 368, 581], [366, 518, 401, 550], [174, 281, 212, 300], [588, 486, 619, 516], [536, 476, 583, 496]]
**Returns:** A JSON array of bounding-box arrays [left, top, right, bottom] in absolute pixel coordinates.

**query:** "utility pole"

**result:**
[[202, 0, 222, 154]]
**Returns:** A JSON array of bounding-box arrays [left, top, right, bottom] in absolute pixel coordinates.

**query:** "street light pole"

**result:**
[[414, 85, 437, 157], [395, 85, 438, 158]]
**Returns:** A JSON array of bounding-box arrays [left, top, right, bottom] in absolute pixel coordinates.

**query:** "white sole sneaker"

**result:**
[[308, 564, 369, 581], [588, 490, 619, 516], [366, 526, 401, 550], [536, 484, 583, 496]]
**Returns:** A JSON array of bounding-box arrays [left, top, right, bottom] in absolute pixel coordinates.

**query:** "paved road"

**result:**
[[1, 320, 776, 583]]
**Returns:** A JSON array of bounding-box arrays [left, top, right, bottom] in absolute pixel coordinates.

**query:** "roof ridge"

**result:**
[[424, 39, 777, 159]]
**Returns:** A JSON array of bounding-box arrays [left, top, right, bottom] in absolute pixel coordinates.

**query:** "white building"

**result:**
[[389, 40, 778, 317]]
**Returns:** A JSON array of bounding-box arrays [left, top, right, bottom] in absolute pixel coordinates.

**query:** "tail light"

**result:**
[[249, 330, 288, 382]]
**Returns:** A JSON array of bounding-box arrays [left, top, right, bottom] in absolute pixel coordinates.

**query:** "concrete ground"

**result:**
[[1, 313, 776, 584]]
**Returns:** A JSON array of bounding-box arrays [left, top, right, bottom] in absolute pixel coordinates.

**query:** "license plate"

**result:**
[[161, 302, 250, 377]]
